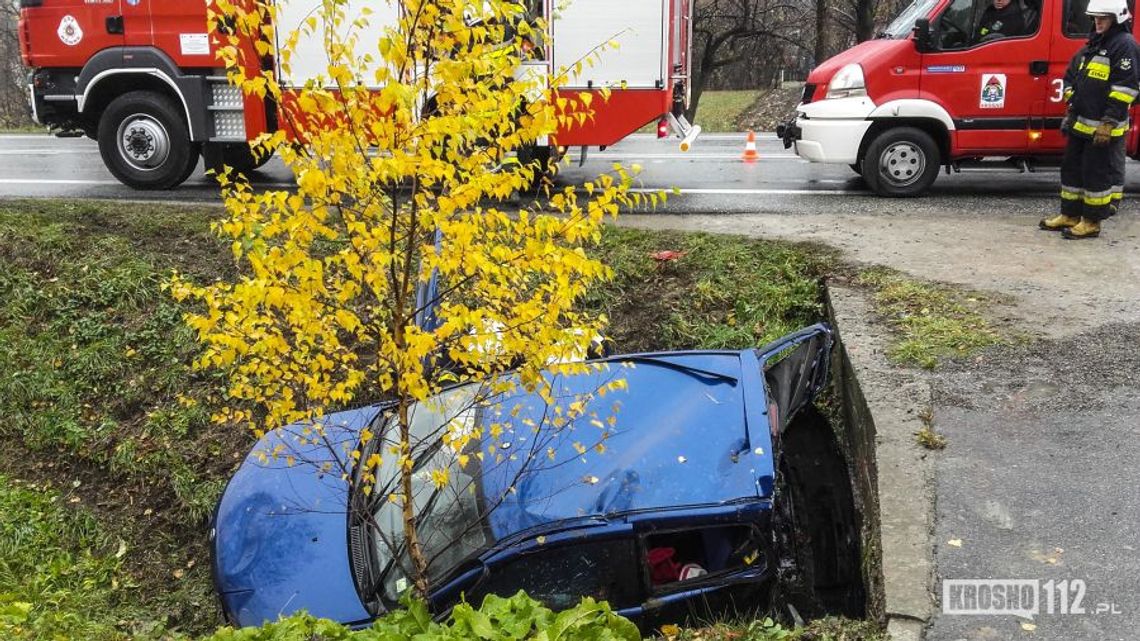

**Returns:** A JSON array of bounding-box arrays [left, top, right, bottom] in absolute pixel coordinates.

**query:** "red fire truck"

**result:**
[[18, 0, 699, 190], [778, 0, 1140, 196]]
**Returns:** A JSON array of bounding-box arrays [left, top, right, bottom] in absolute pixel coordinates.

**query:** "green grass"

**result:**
[[856, 267, 1003, 369], [663, 616, 886, 640], [0, 474, 216, 641], [587, 227, 836, 353], [692, 90, 762, 133], [637, 90, 760, 134], [0, 199, 846, 640]]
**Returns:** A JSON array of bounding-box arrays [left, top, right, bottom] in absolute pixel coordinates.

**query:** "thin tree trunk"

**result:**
[[855, 0, 876, 42], [814, 0, 830, 64]]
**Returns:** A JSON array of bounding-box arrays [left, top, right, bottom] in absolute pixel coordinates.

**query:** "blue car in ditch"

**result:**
[[210, 323, 862, 629]]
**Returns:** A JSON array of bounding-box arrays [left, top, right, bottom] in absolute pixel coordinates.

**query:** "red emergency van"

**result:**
[[777, 0, 1140, 196], [17, 0, 699, 190]]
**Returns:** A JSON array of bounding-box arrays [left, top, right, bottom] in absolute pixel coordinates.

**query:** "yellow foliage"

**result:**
[[185, 0, 658, 595]]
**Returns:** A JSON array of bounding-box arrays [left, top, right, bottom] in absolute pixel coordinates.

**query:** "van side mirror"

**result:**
[[913, 18, 933, 52]]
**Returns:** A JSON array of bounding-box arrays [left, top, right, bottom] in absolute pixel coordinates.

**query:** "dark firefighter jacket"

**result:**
[[1063, 23, 1140, 139]]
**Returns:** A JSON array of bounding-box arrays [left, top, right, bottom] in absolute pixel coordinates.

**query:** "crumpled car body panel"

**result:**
[[211, 323, 833, 628]]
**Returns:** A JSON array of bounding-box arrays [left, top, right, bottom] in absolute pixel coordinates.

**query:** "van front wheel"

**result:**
[[862, 127, 940, 197]]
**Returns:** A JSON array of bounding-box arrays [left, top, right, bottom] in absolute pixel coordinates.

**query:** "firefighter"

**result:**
[[976, 0, 1028, 42], [1041, 0, 1138, 239]]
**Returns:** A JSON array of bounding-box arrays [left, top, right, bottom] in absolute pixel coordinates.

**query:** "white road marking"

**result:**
[[591, 153, 803, 161], [633, 187, 855, 196], [0, 178, 296, 188], [0, 149, 100, 155], [0, 178, 121, 185]]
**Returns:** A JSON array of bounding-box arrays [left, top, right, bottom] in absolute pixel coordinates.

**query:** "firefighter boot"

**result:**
[[1062, 217, 1101, 239], [1039, 214, 1080, 231]]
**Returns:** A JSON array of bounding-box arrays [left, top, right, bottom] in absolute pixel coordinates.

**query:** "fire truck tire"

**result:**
[[861, 126, 940, 197], [517, 144, 553, 193], [202, 143, 274, 176], [98, 91, 199, 190]]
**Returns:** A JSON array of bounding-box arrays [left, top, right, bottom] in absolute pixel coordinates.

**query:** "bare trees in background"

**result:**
[[1, 0, 31, 128], [689, 0, 912, 119]]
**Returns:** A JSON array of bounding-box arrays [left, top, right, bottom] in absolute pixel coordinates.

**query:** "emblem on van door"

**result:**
[[980, 73, 1007, 109], [58, 16, 83, 47]]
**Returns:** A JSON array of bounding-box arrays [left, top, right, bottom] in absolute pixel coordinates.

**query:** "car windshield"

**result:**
[[882, 0, 939, 37], [367, 384, 490, 601]]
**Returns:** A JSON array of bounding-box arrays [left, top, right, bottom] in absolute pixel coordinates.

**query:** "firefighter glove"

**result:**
[[1093, 121, 1114, 146]]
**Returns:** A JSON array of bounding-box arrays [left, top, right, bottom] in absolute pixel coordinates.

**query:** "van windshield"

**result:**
[[882, 0, 939, 38]]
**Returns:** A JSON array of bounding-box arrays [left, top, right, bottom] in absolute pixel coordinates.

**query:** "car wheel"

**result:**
[[772, 405, 864, 620], [861, 126, 940, 197], [98, 91, 199, 190]]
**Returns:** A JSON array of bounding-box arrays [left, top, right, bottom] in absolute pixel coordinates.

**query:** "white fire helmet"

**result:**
[[1086, 0, 1130, 22]]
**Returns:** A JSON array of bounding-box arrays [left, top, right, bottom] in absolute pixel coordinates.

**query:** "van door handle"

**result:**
[[106, 15, 124, 35], [1029, 60, 1049, 76]]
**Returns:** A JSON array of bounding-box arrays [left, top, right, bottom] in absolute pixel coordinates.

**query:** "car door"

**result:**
[[920, 0, 1052, 152], [460, 537, 643, 611]]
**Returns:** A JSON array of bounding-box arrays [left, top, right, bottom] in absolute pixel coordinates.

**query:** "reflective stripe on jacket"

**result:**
[[1063, 25, 1140, 138]]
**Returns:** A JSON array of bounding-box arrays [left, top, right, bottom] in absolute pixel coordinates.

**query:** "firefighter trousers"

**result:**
[[1060, 134, 1125, 221]]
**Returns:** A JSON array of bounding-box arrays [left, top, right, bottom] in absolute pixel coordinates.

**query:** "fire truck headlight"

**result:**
[[825, 64, 866, 100]]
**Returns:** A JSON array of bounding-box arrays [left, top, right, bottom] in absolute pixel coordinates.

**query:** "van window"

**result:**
[[1064, 0, 1134, 37], [936, 0, 1041, 49]]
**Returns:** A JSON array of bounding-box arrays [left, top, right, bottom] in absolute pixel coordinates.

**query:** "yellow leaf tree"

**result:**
[[173, 0, 652, 598]]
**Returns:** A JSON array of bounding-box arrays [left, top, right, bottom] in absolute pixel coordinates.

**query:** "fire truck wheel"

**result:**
[[98, 91, 199, 190], [517, 144, 553, 193], [202, 143, 274, 176], [861, 126, 940, 197]]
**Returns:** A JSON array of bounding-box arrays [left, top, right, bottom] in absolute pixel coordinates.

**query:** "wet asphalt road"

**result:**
[[4, 130, 1140, 640], [2, 131, 1136, 209]]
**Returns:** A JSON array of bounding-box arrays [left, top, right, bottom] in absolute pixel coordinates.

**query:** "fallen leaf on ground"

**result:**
[[650, 250, 687, 262]]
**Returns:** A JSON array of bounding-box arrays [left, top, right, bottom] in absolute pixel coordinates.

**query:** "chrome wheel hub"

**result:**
[[117, 114, 171, 171], [879, 141, 925, 187]]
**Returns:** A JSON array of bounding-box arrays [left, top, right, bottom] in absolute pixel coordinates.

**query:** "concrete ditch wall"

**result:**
[[826, 284, 936, 641]]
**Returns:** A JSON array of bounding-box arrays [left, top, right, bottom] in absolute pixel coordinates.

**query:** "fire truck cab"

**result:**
[[778, 0, 1140, 196], [18, 0, 697, 190]]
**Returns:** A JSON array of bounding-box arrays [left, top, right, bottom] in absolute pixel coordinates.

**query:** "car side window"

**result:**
[[937, 0, 1041, 49], [464, 538, 642, 611], [644, 526, 764, 591]]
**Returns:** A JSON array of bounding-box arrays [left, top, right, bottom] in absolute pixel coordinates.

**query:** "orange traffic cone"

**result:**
[[742, 130, 760, 162]]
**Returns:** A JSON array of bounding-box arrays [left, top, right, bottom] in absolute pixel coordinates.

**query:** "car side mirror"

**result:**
[[914, 18, 933, 52]]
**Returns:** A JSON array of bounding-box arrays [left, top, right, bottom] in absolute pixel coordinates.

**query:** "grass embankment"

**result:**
[[638, 90, 762, 134], [691, 91, 763, 133], [0, 199, 862, 640], [856, 267, 1004, 369]]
